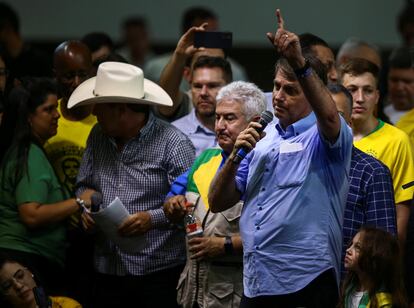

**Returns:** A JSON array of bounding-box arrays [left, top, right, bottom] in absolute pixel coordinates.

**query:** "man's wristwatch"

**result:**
[[75, 198, 85, 212], [294, 59, 312, 79], [224, 236, 234, 255]]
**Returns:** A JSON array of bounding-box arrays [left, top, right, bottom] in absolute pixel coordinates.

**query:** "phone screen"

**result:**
[[194, 31, 233, 49]]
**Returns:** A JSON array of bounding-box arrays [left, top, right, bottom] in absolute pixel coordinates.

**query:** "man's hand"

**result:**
[[81, 211, 96, 233], [79, 188, 97, 208], [266, 9, 305, 69], [163, 195, 187, 223], [188, 236, 225, 261], [175, 22, 208, 57], [118, 211, 152, 236], [230, 122, 265, 159]]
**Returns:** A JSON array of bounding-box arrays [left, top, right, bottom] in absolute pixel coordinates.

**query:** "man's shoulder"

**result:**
[[380, 122, 410, 140], [195, 148, 222, 162], [171, 112, 194, 134], [397, 108, 414, 126], [153, 116, 193, 143], [360, 122, 411, 151], [352, 148, 390, 175], [171, 112, 191, 126]]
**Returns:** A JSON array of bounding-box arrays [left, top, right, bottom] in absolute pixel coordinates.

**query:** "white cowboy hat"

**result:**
[[68, 61, 172, 109]]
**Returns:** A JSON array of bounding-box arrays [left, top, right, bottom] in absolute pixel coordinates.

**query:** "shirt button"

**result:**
[[256, 226, 260, 230], [255, 246, 259, 250], [261, 188, 265, 191], [259, 207, 263, 210], [265, 169, 269, 172]]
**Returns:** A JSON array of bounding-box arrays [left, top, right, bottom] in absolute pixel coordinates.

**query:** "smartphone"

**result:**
[[194, 31, 233, 49]]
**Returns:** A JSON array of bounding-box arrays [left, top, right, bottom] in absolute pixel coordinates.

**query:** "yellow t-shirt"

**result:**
[[354, 121, 414, 204], [396, 108, 414, 147], [44, 99, 97, 195], [50, 296, 82, 308]]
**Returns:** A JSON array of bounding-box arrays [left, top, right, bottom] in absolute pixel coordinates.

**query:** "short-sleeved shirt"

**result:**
[[0, 144, 67, 267], [354, 120, 414, 205], [235, 113, 353, 297], [172, 109, 217, 156]]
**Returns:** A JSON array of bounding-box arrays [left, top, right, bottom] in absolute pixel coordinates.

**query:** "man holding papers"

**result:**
[[69, 61, 195, 307]]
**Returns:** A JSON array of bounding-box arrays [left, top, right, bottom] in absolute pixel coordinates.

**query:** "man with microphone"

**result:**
[[163, 81, 268, 308], [209, 9, 353, 308]]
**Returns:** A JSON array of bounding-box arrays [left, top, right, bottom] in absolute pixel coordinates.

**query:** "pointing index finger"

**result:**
[[276, 9, 284, 30]]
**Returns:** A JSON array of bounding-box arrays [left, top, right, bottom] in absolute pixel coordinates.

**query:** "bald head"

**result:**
[[54, 40, 92, 99], [337, 38, 382, 68]]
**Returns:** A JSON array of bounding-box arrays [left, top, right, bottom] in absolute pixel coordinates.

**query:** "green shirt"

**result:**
[[0, 143, 67, 267]]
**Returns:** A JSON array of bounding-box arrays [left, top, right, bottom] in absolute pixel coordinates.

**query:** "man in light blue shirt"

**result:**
[[209, 9, 353, 308], [170, 56, 232, 156]]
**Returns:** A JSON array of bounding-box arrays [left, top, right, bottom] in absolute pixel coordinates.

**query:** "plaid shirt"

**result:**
[[342, 147, 397, 276], [76, 112, 195, 276]]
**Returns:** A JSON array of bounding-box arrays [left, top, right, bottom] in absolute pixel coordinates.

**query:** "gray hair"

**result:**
[[216, 81, 267, 121]]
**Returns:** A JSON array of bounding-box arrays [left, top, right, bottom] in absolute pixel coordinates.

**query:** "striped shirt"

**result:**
[[342, 147, 397, 277], [76, 112, 195, 276]]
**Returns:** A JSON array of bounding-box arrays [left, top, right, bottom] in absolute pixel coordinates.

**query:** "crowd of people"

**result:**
[[0, 2, 413, 308]]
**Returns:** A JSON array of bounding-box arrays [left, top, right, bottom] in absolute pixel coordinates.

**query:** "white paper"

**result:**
[[87, 197, 146, 253]]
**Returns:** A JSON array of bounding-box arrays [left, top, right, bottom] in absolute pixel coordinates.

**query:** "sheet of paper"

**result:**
[[87, 197, 146, 253]]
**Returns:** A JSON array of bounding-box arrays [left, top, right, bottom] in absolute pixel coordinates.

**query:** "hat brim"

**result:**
[[68, 77, 173, 109]]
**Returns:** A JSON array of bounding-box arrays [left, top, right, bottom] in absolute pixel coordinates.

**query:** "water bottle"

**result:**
[[184, 201, 203, 238]]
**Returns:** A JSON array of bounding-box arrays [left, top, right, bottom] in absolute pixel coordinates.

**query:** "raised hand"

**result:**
[[266, 9, 305, 69], [175, 22, 208, 57]]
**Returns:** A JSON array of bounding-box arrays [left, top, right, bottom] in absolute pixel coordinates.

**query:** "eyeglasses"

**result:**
[[0, 268, 31, 294]]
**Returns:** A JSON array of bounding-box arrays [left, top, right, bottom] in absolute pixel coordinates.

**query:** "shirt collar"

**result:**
[[275, 112, 316, 139], [188, 109, 215, 135], [139, 111, 155, 138]]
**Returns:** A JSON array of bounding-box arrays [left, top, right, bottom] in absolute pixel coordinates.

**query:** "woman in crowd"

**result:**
[[0, 253, 81, 307], [339, 227, 407, 308], [0, 78, 86, 294]]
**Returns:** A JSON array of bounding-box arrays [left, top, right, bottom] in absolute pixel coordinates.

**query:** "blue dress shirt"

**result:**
[[235, 112, 353, 297], [172, 109, 218, 156]]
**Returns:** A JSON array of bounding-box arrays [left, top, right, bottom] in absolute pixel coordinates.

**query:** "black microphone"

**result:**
[[90, 192, 103, 212], [233, 110, 273, 164]]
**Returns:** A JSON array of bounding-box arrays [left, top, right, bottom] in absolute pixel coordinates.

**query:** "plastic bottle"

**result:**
[[184, 201, 203, 238]]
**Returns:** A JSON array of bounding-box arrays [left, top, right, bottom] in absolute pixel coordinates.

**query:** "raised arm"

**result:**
[[157, 24, 206, 118], [266, 9, 340, 142]]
